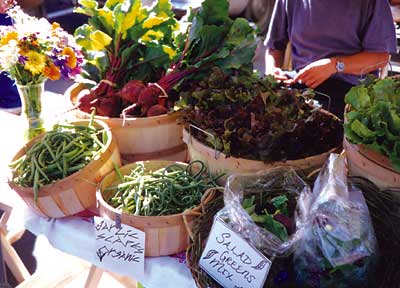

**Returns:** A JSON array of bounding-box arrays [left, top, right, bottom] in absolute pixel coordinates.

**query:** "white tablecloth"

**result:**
[[0, 92, 197, 288]]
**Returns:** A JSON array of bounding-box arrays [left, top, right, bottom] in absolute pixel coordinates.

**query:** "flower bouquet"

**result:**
[[0, 4, 83, 140]]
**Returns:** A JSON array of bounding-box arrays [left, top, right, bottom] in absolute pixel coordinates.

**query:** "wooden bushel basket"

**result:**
[[66, 83, 188, 163], [97, 160, 218, 257], [182, 127, 340, 185], [8, 119, 121, 218], [343, 137, 400, 189]]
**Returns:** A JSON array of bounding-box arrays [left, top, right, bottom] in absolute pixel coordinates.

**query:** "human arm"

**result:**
[[293, 52, 390, 89]]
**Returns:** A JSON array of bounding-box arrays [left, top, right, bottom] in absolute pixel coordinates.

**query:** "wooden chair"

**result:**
[[0, 203, 30, 285]]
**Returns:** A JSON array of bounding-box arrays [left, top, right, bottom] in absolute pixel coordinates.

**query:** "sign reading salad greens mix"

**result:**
[[199, 217, 271, 288]]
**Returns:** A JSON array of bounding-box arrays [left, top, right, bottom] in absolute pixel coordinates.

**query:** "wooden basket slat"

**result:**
[[344, 138, 400, 189], [36, 196, 66, 218]]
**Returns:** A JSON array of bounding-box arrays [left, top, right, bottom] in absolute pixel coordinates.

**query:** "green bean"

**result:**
[[106, 160, 224, 216], [9, 122, 105, 201]]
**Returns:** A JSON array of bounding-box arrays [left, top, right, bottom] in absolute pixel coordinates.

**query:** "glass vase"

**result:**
[[17, 82, 45, 141]]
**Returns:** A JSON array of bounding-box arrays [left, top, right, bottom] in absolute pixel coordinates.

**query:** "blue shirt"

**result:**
[[265, 0, 397, 85], [0, 13, 20, 108]]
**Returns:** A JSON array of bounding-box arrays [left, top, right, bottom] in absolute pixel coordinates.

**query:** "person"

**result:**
[[264, 0, 397, 119], [0, 2, 21, 114]]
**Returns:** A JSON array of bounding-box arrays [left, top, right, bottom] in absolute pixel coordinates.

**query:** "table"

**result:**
[[0, 92, 197, 288]]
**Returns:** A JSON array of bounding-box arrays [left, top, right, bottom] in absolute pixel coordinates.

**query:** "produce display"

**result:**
[[180, 68, 342, 162], [9, 121, 107, 200], [344, 75, 400, 171], [3, 0, 400, 286], [105, 160, 222, 216], [73, 0, 256, 117]]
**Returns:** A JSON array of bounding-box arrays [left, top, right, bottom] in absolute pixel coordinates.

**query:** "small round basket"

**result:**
[[8, 119, 121, 218], [97, 160, 219, 257], [186, 175, 400, 288]]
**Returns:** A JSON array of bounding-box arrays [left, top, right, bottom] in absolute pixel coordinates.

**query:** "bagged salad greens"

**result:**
[[218, 167, 308, 257], [294, 154, 378, 288], [216, 167, 310, 286]]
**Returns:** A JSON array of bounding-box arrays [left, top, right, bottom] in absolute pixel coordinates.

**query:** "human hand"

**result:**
[[294, 58, 336, 89], [268, 67, 289, 82]]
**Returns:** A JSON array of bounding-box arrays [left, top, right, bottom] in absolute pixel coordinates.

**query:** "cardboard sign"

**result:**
[[199, 217, 271, 288], [94, 217, 145, 276]]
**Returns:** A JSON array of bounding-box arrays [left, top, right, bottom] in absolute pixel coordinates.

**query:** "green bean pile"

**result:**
[[107, 160, 223, 216], [9, 122, 107, 201]]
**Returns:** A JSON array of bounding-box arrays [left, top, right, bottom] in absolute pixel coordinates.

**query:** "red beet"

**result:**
[[146, 104, 168, 117], [96, 96, 121, 117], [75, 89, 96, 113], [137, 85, 160, 108], [120, 80, 145, 103]]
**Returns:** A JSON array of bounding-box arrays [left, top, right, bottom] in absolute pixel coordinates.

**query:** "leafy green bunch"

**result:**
[[344, 76, 400, 170], [243, 194, 291, 242], [74, 0, 179, 86], [176, 0, 257, 77]]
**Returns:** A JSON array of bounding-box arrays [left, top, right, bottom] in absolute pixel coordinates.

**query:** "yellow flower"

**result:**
[[120, 1, 142, 34], [162, 45, 176, 59], [79, 0, 97, 9], [43, 63, 61, 80], [158, 0, 171, 12], [62, 47, 77, 68], [0, 31, 18, 45], [51, 22, 60, 30], [24, 50, 46, 75], [104, 0, 123, 8], [140, 30, 164, 43], [157, 11, 168, 18], [98, 9, 113, 28], [142, 16, 168, 29], [90, 30, 112, 50]]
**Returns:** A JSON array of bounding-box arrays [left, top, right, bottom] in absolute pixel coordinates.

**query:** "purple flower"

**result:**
[[60, 65, 71, 79], [18, 55, 27, 65]]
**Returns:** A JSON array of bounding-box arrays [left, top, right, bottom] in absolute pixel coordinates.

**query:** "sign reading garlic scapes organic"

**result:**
[[199, 218, 271, 288], [94, 217, 145, 277]]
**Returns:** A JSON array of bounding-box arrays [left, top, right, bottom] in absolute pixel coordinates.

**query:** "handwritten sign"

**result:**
[[94, 216, 145, 277], [199, 217, 271, 288]]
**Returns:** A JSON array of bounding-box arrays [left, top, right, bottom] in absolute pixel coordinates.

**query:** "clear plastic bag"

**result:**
[[293, 153, 378, 288], [217, 166, 311, 258]]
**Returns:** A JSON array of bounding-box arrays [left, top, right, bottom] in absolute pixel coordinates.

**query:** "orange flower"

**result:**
[[43, 62, 61, 80], [61, 47, 77, 69]]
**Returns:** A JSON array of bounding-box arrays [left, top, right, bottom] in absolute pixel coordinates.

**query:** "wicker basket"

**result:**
[[186, 176, 400, 288], [66, 83, 187, 163], [97, 160, 220, 257], [8, 119, 121, 218]]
